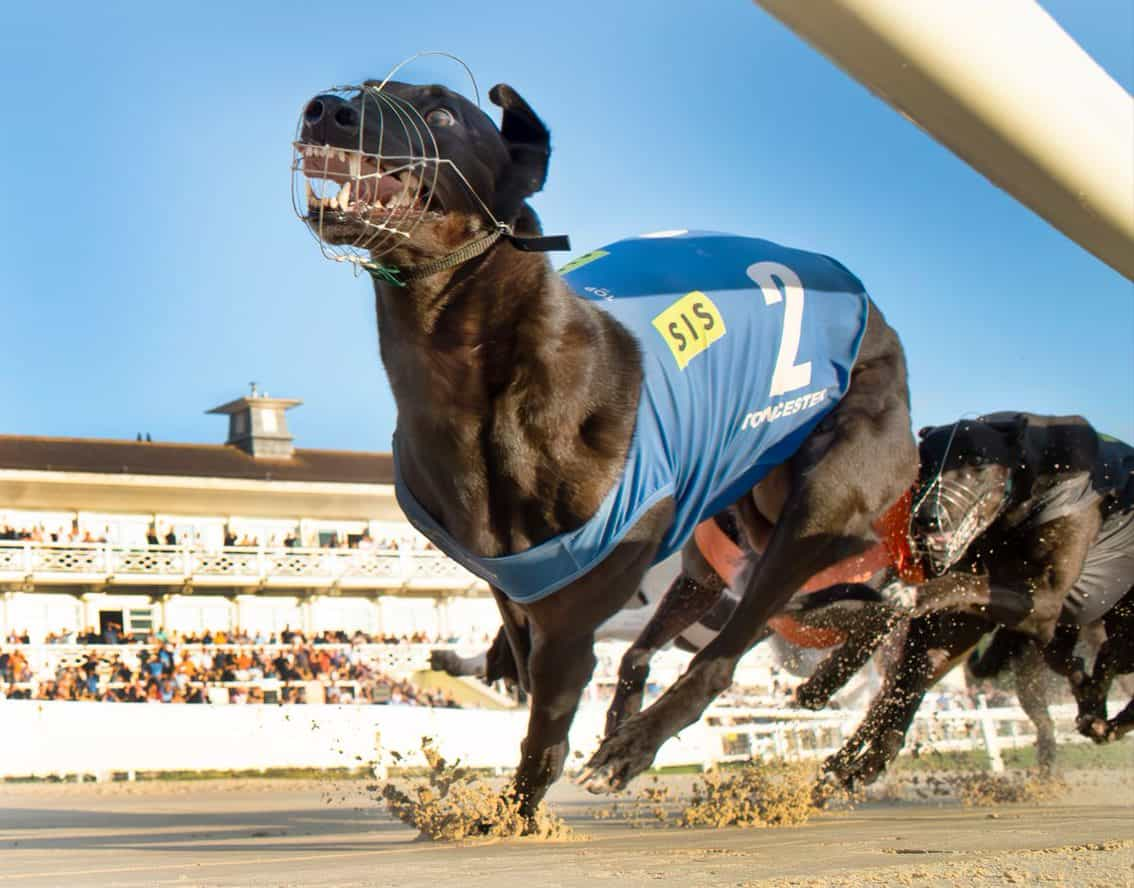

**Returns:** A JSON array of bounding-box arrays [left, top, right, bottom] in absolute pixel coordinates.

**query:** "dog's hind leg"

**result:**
[[605, 536, 728, 735], [584, 305, 918, 791]]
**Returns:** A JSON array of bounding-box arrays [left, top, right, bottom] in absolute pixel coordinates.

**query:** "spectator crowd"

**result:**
[[0, 627, 464, 708], [27, 626, 454, 647], [1, 522, 438, 552]]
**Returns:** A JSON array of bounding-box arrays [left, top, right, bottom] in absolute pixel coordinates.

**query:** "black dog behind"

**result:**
[[295, 77, 917, 818], [826, 412, 1134, 786]]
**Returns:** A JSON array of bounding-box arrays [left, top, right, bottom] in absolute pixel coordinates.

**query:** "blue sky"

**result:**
[[1, 1, 1131, 452]]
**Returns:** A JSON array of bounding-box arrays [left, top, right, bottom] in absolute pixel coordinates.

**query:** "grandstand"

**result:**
[[0, 386, 500, 645]]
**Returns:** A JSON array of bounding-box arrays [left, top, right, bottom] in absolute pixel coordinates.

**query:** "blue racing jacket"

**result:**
[[394, 230, 870, 602]]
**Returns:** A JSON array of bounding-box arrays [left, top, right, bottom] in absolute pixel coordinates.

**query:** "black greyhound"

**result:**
[[824, 412, 1134, 786], [294, 78, 916, 815]]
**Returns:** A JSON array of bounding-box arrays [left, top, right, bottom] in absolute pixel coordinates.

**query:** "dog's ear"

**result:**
[[489, 84, 551, 216]]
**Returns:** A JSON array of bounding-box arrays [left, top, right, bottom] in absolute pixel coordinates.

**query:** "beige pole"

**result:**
[[756, 0, 1134, 280]]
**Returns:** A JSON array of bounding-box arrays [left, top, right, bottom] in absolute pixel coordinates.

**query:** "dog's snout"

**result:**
[[300, 94, 361, 145]]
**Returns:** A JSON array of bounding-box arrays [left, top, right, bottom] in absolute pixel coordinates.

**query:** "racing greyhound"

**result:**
[[825, 412, 1134, 786], [293, 77, 917, 816]]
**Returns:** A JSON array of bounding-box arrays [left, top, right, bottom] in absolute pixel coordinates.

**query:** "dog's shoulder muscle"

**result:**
[[380, 249, 644, 559]]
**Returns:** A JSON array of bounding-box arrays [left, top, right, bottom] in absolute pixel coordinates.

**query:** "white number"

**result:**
[[746, 261, 811, 397]]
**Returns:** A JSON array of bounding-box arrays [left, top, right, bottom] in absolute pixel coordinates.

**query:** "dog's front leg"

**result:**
[[508, 510, 670, 818], [512, 628, 598, 817], [1009, 638, 1057, 771], [795, 606, 899, 710], [826, 610, 989, 787]]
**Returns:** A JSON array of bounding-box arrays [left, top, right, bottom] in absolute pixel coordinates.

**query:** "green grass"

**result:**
[[1002, 741, 1133, 770], [890, 741, 1133, 773]]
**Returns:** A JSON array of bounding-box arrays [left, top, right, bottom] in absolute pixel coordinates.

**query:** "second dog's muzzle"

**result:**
[[909, 476, 1010, 576]]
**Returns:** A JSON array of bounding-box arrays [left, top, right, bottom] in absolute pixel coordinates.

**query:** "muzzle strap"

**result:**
[[367, 227, 571, 286], [505, 233, 571, 252]]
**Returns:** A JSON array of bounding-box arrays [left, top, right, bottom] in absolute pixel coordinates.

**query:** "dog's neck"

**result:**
[[373, 215, 643, 558]]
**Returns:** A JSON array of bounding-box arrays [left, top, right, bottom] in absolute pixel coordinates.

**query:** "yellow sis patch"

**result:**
[[651, 291, 726, 369]]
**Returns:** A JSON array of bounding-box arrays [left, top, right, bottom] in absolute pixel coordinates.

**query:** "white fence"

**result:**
[[0, 698, 1095, 781], [703, 701, 1093, 773], [0, 541, 484, 591]]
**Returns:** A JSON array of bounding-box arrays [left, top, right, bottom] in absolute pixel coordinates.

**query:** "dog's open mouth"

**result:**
[[295, 143, 431, 222]]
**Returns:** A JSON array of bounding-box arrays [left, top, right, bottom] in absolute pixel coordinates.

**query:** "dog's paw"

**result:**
[[577, 722, 661, 795], [793, 683, 830, 711], [429, 649, 464, 674], [1077, 714, 1115, 744], [830, 729, 903, 788]]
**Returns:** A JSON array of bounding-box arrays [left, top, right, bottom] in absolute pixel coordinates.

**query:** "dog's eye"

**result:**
[[425, 108, 456, 127]]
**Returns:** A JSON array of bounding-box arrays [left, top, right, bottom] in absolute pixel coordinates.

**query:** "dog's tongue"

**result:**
[[377, 174, 402, 204], [351, 173, 405, 207]]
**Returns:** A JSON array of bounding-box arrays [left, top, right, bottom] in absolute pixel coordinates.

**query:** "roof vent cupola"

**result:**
[[207, 383, 302, 458]]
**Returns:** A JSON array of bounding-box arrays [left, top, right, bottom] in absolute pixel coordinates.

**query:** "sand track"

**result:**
[[0, 772, 1130, 886]]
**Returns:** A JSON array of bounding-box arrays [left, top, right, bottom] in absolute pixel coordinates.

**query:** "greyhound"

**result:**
[[293, 76, 917, 816], [823, 412, 1134, 786]]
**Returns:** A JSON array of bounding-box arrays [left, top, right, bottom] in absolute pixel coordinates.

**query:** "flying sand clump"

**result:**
[[953, 770, 1068, 807], [680, 759, 820, 829], [377, 738, 571, 841]]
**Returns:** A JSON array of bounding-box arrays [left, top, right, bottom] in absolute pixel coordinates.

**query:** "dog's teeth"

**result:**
[[349, 153, 361, 178], [336, 181, 351, 210], [389, 185, 415, 209]]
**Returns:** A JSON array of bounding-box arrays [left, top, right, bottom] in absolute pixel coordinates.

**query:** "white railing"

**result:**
[[701, 700, 1095, 773], [0, 698, 1105, 781], [0, 541, 486, 591]]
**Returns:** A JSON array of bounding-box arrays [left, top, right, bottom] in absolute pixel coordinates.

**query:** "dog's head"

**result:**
[[909, 419, 1016, 576], [292, 79, 551, 268]]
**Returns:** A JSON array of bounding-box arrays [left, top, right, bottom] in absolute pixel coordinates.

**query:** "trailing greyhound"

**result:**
[[823, 412, 1134, 786], [293, 74, 917, 817]]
